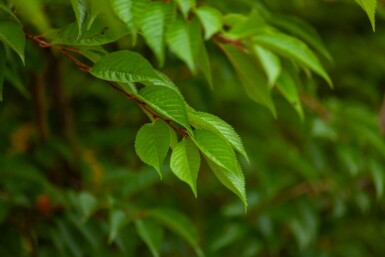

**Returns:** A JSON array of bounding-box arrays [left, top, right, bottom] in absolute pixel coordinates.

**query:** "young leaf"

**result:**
[[140, 2, 168, 67], [135, 119, 170, 177], [175, 0, 195, 20], [253, 32, 332, 87], [166, 18, 195, 72], [135, 219, 164, 257], [196, 6, 222, 40], [138, 86, 191, 132], [276, 70, 304, 121], [148, 208, 204, 257], [71, 0, 88, 37], [108, 209, 129, 243], [0, 43, 5, 101], [170, 138, 201, 197], [90, 50, 160, 83], [220, 43, 276, 116], [188, 110, 249, 163], [356, 0, 377, 31], [0, 19, 25, 64], [193, 129, 247, 207], [78, 191, 98, 221], [253, 46, 281, 88]]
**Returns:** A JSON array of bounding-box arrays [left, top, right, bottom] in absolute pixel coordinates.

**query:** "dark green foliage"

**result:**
[[0, 0, 384, 256]]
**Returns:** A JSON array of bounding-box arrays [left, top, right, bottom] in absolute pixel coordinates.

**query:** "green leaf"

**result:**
[[196, 6, 222, 40], [356, 0, 377, 31], [9, 0, 51, 33], [170, 138, 201, 197], [71, 0, 88, 37], [269, 15, 332, 63], [135, 119, 170, 177], [78, 45, 108, 62], [111, 0, 149, 44], [169, 126, 178, 149], [78, 191, 98, 221], [220, 43, 275, 116], [135, 219, 164, 257], [196, 39, 213, 89], [166, 18, 195, 72], [193, 129, 247, 208], [175, 0, 195, 20], [253, 32, 332, 87], [49, 18, 129, 46], [370, 159, 384, 199], [108, 209, 129, 243], [276, 70, 304, 121], [0, 43, 5, 101], [188, 110, 249, 163], [138, 86, 191, 132], [0, 19, 25, 64], [148, 208, 204, 257], [253, 45, 281, 88], [90, 50, 160, 83], [111, 0, 135, 31], [140, 2, 168, 67]]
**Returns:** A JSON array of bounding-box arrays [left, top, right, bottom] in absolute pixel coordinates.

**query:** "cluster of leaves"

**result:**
[[0, 0, 338, 206], [0, 0, 384, 256]]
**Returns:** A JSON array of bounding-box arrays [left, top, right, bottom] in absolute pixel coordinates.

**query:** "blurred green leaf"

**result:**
[[253, 45, 281, 88], [356, 0, 377, 31], [148, 208, 204, 257], [140, 2, 168, 67], [269, 15, 333, 62], [9, 0, 51, 33], [253, 32, 332, 87], [78, 192, 98, 221], [220, 43, 276, 116], [166, 18, 195, 72], [135, 219, 164, 257], [0, 43, 5, 101], [175, 0, 195, 20], [276, 70, 304, 120], [196, 6, 222, 40], [70, 0, 88, 37], [370, 159, 384, 199], [109, 209, 130, 243], [0, 19, 25, 64]]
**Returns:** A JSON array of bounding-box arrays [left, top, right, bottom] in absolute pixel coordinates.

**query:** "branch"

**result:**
[[26, 34, 189, 138]]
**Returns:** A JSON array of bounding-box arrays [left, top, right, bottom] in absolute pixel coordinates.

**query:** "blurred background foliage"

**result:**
[[1, 0, 385, 256]]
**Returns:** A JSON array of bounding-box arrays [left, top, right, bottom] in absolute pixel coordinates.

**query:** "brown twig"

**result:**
[[213, 34, 246, 51]]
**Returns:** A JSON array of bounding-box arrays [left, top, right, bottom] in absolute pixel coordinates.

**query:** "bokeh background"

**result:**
[[1, 0, 385, 256]]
